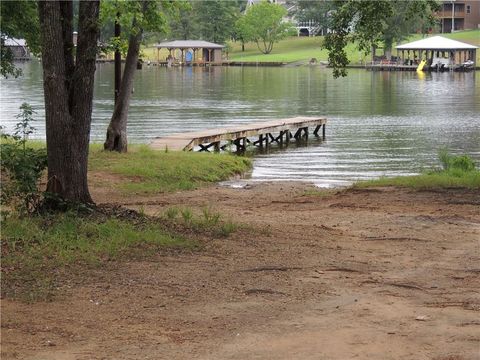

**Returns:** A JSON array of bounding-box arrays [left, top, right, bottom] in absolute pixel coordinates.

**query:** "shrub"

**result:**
[[1, 103, 47, 214], [439, 149, 476, 172]]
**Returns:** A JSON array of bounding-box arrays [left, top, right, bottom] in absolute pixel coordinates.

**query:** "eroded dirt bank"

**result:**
[[2, 183, 479, 360]]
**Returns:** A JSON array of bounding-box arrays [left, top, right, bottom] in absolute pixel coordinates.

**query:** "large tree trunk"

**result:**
[[39, 1, 100, 205], [104, 4, 146, 153]]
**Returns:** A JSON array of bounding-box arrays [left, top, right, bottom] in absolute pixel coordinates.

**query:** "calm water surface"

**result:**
[[1, 61, 479, 187]]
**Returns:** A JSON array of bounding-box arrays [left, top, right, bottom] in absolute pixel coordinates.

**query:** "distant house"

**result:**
[[3, 37, 30, 60], [437, 1, 480, 33]]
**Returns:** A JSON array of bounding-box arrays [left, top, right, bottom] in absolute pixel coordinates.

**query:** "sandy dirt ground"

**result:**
[[2, 182, 480, 360]]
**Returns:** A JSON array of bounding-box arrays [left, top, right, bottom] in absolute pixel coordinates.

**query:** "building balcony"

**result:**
[[437, 10, 466, 18]]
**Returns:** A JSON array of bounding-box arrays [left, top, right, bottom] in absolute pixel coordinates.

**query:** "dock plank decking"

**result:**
[[151, 116, 327, 152]]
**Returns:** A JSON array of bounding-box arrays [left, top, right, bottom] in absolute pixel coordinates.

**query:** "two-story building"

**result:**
[[438, 1, 480, 33]]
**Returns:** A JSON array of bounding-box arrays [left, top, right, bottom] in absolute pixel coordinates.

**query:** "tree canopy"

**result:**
[[168, 0, 196, 41], [0, 1, 40, 78], [236, 1, 293, 55], [289, 0, 335, 35], [194, 0, 240, 44], [323, 0, 440, 78]]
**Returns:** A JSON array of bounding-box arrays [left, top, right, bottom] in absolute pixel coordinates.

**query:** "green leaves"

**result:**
[[195, 0, 240, 44], [0, 1, 40, 78], [100, 0, 174, 51], [236, 1, 294, 54], [323, 0, 440, 77], [1, 104, 47, 214]]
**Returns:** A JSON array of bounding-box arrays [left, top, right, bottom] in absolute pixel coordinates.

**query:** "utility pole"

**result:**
[[114, 13, 121, 104]]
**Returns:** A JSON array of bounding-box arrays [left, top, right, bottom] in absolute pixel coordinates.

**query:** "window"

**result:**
[[466, 5, 471, 14]]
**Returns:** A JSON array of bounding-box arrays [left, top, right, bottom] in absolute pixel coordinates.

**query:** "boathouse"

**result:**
[[155, 40, 224, 65], [3, 37, 30, 60], [396, 36, 477, 69]]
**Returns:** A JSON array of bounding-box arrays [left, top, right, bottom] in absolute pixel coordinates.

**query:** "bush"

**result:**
[[439, 149, 476, 172], [1, 103, 47, 213]]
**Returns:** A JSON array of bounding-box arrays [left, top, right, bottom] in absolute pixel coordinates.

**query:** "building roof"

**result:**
[[4, 37, 27, 47], [396, 36, 478, 50], [156, 40, 224, 49]]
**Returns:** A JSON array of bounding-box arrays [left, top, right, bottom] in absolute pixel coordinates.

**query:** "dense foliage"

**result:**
[[194, 0, 241, 44], [236, 1, 293, 54], [323, 0, 440, 77], [1, 104, 47, 214], [0, 1, 40, 78], [100, 0, 174, 53]]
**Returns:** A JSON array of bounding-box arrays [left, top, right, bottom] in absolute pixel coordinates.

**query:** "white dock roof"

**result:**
[[396, 36, 478, 50], [156, 40, 224, 49]]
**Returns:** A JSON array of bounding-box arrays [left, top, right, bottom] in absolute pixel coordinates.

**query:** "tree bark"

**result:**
[[114, 15, 121, 104], [104, 3, 147, 153], [39, 0, 100, 205]]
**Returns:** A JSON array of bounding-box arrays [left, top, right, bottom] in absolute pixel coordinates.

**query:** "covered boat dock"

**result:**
[[396, 36, 477, 70], [155, 40, 224, 66]]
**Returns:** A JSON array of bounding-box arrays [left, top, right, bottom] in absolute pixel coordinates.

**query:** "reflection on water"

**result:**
[[0, 61, 479, 186]]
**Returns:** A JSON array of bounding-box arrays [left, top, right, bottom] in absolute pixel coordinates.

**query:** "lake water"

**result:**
[[1, 61, 479, 187]]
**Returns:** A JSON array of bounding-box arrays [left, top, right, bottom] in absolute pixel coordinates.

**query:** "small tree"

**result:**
[[1, 104, 47, 213], [236, 1, 293, 55], [103, 0, 173, 153]]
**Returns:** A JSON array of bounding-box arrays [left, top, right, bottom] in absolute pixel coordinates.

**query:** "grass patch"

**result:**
[[89, 145, 251, 194], [302, 189, 335, 197], [355, 171, 480, 190], [356, 153, 480, 190], [230, 37, 367, 64], [225, 30, 480, 64], [161, 205, 240, 237], [3, 142, 250, 194], [1, 211, 194, 301]]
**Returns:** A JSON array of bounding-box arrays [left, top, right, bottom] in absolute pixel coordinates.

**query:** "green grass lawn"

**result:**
[[139, 30, 479, 64], [226, 29, 480, 64], [227, 36, 367, 64], [5, 141, 252, 194]]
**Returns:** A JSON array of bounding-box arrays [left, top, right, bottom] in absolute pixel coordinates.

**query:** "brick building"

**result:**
[[438, 1, 480, 33]]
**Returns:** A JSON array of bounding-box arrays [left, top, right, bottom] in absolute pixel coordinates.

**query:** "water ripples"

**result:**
[[1, 62, 479, 187]]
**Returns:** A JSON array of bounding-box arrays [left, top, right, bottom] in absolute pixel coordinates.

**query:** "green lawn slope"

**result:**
[[226, 30, 480, 64]]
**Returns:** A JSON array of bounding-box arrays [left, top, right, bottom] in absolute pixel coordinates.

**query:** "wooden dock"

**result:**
[[151, 116, 327, 152]]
